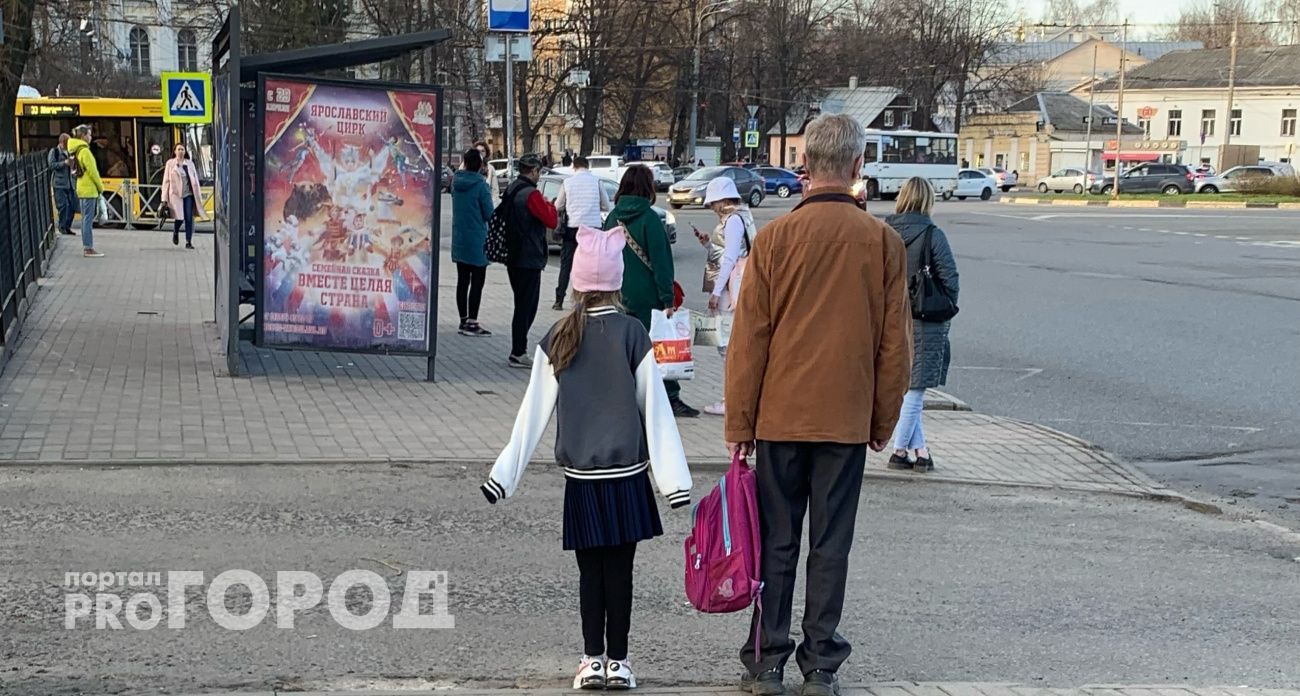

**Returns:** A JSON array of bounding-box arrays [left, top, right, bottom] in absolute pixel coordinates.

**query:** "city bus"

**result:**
[[858, 128, 958, 200], [14, 96, 214, 228]]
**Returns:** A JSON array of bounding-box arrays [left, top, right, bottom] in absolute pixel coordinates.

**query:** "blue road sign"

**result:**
[[732, 126, 741, 143], [488, 0, 530, 32], [747, 117, 758, 131], [161, 72, 211, 123]]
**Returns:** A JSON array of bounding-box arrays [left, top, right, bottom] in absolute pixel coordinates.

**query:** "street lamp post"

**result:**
[[688, 0, 735, 166]]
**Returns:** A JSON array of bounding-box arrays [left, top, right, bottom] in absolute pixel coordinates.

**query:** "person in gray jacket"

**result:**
[[48, 134, 76, 236], [884, 176, 959, 472]]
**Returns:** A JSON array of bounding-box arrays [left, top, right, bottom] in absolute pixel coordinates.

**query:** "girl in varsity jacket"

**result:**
[[481, 225, 693, 691]]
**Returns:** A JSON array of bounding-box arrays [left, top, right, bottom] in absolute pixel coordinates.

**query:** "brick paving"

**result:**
[[0, 230, 1175, 499]]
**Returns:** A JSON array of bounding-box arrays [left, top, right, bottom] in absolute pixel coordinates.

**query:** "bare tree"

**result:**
[[0, 0, 38, 152], [1166, 0, 1275, 48], [1041, 0, 1120, 27], [242, 0, 350, 54]]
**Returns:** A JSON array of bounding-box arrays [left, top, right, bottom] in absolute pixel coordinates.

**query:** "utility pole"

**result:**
[[1222, 17, 1239, 168], [504, 34, 514, 172], [1113, 19, 1127, 201], [688, 7, 702, 166], [1084, 42, 1098, 190]]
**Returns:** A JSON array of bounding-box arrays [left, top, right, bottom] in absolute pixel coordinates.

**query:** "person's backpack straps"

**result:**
[[68, 145, 88, 178]]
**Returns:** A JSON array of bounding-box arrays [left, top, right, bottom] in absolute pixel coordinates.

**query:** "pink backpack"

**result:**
[[685, 453, 762, 616]]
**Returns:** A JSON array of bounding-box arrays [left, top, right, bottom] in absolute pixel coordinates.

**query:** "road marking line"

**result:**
[[1236, 236, 1251, 240], [950, 366, 1043, 381], [1174, 231, 1190, 235], [1214, 235, 1232, 239], [1039, 418, 1264, 433], [1193, 233, 1208, 237], [1138, 228, 1152, 232]]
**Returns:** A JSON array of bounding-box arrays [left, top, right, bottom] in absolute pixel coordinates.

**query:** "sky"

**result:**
[[1018, 0, 1189, 30]]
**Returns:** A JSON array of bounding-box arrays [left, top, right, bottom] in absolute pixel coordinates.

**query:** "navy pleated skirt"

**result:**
[[562, 470, 663, 550]]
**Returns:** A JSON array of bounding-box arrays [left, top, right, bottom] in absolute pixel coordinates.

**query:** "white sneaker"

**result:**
[[703, 400, 725, 416], [605, 658, 636, 690], [573, 654, 605, 690]]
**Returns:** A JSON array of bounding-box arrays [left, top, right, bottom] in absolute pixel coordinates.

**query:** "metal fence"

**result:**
[[0, 151, 56, 355]]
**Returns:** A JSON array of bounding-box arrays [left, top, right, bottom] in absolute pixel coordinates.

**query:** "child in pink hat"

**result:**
[[483, 224, 693, 691]]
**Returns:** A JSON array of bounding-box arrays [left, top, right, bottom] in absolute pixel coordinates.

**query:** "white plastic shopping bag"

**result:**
[[692, 312, 734, 348], [650, 308, 694, 381], [96, 196, 109, 222]]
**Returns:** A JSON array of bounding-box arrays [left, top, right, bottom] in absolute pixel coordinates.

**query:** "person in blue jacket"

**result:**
[[451, 148, 496, 336]]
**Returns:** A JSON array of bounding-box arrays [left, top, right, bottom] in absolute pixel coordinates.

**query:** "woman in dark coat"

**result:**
[[884, 176, 959, 472]]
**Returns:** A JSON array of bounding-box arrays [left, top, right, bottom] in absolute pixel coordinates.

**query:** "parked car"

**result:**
[[755, 166, 803, 198], [1089, 163, 1194, 195], [1037, 167, 1101, 194], [978, 167, 1018, 192], [671, 166, 695, 181], [1197, 163, 1295, 193], [537, 173, 676, 247], [617, 161, 676, 191], [955, 168, 997, 200], [667, 165, 765, 208]]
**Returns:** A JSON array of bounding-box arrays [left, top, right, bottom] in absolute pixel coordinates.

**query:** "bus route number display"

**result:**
[[23, 104, 80, 117]]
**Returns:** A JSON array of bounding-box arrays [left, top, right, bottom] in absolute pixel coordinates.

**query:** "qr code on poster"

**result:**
[[398, 312, 426, 341]]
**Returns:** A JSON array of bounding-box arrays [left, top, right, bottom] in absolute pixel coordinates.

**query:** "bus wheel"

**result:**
[[867, 180, 879, 200]]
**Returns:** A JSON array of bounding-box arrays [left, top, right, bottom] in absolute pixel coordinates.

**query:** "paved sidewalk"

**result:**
[[184, 685, 1300, 696], [0, 230, 1173, 499]]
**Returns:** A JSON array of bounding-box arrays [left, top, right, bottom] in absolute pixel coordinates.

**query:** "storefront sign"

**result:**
[[257, 75, 441, 355], [1136, 106, 1158, 120]]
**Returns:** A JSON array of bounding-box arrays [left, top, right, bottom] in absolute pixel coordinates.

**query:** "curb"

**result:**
[[1000, 196, 1297, 209], [923, 388, 971, 411]]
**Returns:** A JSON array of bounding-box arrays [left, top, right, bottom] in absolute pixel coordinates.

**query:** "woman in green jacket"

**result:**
[[605, 166, 698, 418]]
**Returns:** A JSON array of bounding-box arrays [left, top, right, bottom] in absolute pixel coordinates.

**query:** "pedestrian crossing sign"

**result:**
[[161, 72, 212, 124]]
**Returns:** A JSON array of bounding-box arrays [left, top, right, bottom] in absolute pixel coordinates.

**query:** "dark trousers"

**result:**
[[54, 186, 76, 233], [627, 306, 680, 400], [456, 262, 486, 322], [555, 227, 578, 303], [507, 266, 542, 357], [576, 542, 637, 660], [740, 441, 867, 677], [172, 194, 195, 243]]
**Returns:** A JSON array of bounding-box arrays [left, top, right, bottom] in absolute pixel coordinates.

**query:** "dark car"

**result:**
[[666, 165, 765, 209], [755, 166, 803, 198], [537, 174, 677, 248], [1090, 163, 1195, 195]]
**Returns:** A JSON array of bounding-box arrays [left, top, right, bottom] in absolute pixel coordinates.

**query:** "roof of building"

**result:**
[[1094, 44, 1300, 91], [1004, 91, 1144, 135], [988, 39, 1202, 65], [767, 86, 901, 135]]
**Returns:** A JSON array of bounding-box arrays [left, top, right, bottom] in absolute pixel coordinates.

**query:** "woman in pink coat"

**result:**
[[161, 143, 206, 248]]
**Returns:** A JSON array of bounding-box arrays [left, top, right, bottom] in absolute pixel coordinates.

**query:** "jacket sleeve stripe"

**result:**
[[634, 352, 693, 504]]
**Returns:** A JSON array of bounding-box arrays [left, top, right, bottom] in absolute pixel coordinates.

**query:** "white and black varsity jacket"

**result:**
[[481, 306, 693, 508]]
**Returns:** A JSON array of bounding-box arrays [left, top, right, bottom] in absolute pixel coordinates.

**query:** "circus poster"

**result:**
[[257, 76, 440, 354]]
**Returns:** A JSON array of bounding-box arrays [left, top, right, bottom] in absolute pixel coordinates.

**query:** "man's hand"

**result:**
[[869, 439, 888, 452], [727, 441, 755, 459]]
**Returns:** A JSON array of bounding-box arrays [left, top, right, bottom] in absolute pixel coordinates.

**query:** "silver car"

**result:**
[[1196, 164, 1294, 193]]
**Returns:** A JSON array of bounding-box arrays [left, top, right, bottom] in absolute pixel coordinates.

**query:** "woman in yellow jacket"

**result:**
[[67, 124, 105, 257]]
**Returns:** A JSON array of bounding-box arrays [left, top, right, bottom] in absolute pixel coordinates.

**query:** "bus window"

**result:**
[[913, 136, 957, 165], [864, 139, 880, 163], [882, 135, 916, 163]]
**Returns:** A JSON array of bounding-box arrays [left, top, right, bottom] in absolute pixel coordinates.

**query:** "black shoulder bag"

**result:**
[[905, 225, 958, 322]]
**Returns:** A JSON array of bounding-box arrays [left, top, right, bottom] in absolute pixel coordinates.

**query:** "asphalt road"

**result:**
[[653, 196, 1300, 524], [2, 464, 1298, 695]]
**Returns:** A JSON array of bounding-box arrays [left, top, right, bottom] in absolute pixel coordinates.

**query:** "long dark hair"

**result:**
[[549, 290, 624, 373], [463, 148, 483, 172], [615, 165, 656, 205]]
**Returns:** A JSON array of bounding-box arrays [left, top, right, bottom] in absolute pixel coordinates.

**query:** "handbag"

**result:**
[[621, 225, 684, 309], [905, 225, 958, 322], [485, 195, 513, 264]]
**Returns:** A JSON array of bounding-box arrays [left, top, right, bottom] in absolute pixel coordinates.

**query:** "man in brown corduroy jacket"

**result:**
[[726, 113, 912, 696]]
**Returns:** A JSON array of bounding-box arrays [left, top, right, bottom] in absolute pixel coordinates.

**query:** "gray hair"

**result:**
[[73, 124, 93, 138], [803, 113, 866, 181]]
